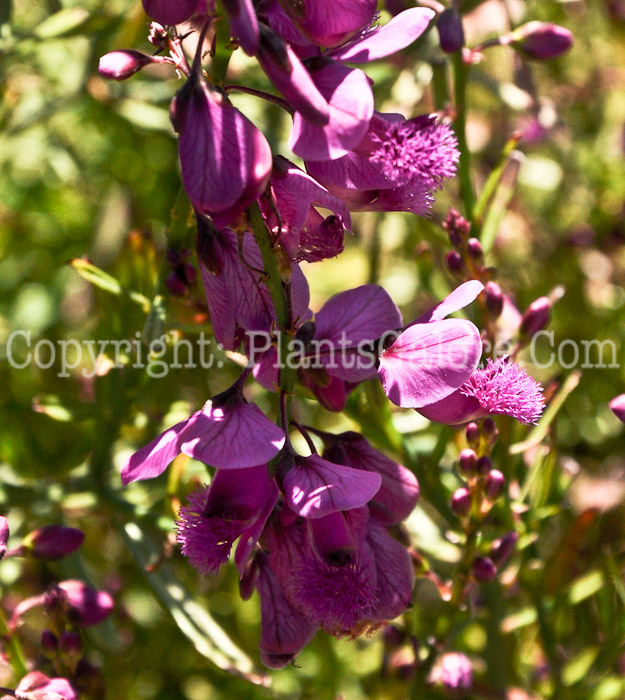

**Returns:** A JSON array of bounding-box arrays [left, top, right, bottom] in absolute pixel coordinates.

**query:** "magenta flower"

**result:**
[[437, 652, 473, 691], [418, 358, 545, 426], [610, 394, 625, 423], [281, 454, 381, 519], [176, 466, 278, 575], [197, 220, 310, 351], [142, 0, 207, 26], [261, 156, 351, 263], [222, 0, 260, 55], [13, 672, 78, 700], [170, 47, 272, 225], [322, 431, 419, 524], [377, 281, 484, 408], [0, 516, 9, 559], [254, 553, 317, 668], [307, 112, 459, 214], [121, 389, 285, 484]]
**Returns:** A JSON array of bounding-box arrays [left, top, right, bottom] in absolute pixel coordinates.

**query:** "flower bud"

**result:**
[[475, 455, 491, 476], [484, 281, 504, 319], [472, 556, 497, 582], [484, 469, 506, 500], [465, 422, 480, 447], [40, 630, 58, 657], [142, 0, 198, 25], [466, 237, 483, 261], [165, 271, 187, 297], [482, 417, 498, 441], [437, 9, 465, 54], [446, 250, 464, 273], [490, 531, 518, 566], [443, 208, 471, 246], [458, 448, 477, 475], [22, 526, 84, 561], [0, 516, 9, 559], [610, 394, 625, 423], [57, 580, 114, 627], [451, 487, 471, 517], [507, 22, 573, 61], [439, 652, 473, 691], [98, 50, 156, 81], [520, 296, 551, 340]]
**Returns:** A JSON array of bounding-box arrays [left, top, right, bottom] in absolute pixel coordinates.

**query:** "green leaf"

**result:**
[[33, 7, 90, 39], [121, 522, 269, 687], [562, 647, 600, 686], [70, 258, 151, 311]]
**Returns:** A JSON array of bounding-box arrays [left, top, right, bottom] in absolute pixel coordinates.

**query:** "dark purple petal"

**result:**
[[280, 0, 377, 47], [417, 389, 483, 425], [121, 416, 191, 485], [180, 400, 285, 468], [171, 76, 272, 220], [329, 8, 434, 62], [142, 0, 198, 24], [413, 280, 484, 324], [283, 455, 381, 518], [256, 559, 317, 667], [377, 318, 482, 408], [367, 522, 414, 622], [223, 0, 260, 55], [290, 61, 373, 161]]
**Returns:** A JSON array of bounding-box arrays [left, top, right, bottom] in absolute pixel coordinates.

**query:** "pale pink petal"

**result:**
[[610, 394, 625, 423], [377, 319, 482, 408], [414, 280, 485, 324]]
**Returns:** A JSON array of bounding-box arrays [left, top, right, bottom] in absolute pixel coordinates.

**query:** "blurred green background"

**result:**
[[1, 0, 625, 699]]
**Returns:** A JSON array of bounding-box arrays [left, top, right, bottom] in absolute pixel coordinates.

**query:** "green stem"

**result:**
[[211, 4, 234, 84], [452, 51, 475, 222], [0, 605, 28, 678]]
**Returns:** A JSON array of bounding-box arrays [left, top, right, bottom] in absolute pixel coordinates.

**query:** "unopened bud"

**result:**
[[484, 281, 504, 318], [98, 50, 155, 81], [520, 296, 551, 339], [446, 250, 464, 273], [506, 22, 573, 61], [609, 394, 625, 423], [165, 271, 187, 297], [443, 208, 471, 246], [490, 531, 518, 566], [476, 455, 491, 476], [467, 237, 483, 260], [0, 516, 9, 559], [484, 469, 506, 500], [383, 625, 406, 649], [439, 652, 473, 691], [472, 556, 497, 582], [22, 525, 84, 561], [57, 580, 114, 627], [465, 422, 480, 447], [451, 487, 471, 517], [437, 9, 465, 54], [482, 417, 498, 441], [40, 630, 58, 657], [142, 0, 198, 25], [458, 448, 477, 475]]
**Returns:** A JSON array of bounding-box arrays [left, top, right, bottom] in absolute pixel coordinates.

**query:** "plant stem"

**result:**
[[452, 51, 475, 222], [0, 605, 28, 678]]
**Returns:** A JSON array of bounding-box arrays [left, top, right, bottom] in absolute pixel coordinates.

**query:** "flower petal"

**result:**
[[416, 389, 484, 425], [377, 318, 482, 408], [413, 280, 485, 324], [180, 401, 285, 468], [329, 8, 435, 63], [283, 455, 381, 518]]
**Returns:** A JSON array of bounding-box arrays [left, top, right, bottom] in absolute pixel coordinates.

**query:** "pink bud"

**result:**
[[472, 556, 497, 582], [484, 469, 506, 500], [445, 250, 464, 273], [98, 50, 155, 81], [490, 531, 518, 566], [466, 237, 483, 260], [439, 652, 473, 691], [437, 9, 465, 53], [465, 422, 480, 447], [520, 296, 551, 339], [451, 487, 471, 517], [57, 580, 113, 627], [508, 22, 573, 61], [458, 449, 477, 475], [22, 526, 84, 561], [484, 281, 504, 319], [610, 394, 625, 423], [0, 516, 9, 559]]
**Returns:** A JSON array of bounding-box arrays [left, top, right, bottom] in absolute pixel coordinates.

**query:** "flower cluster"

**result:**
[[105, 0, 548, 669]]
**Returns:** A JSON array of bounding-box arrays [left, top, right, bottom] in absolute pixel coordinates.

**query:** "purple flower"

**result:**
[[0, 516, 8, 559], [142, 0, 207, 26], [13, 672, 78, 700], [377, 281, 484, 408], [254, 553, 317, 668], [321, 431, 419, 524], [170, 46, 272, 225], [503, 21, 573, 61], [438, 652, 473, 691], [121, 389, 285, 484], [197, 220, 310, 350], [610, 394, 625, 423], [21, 525, 84, 561], [417, 357, 545, 425], [307, 112, 459, 214], [176, 466, 278, 575], [261, 156, 350, 263], [222, 0, 260, 55], [281, 454, 381, 519]]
